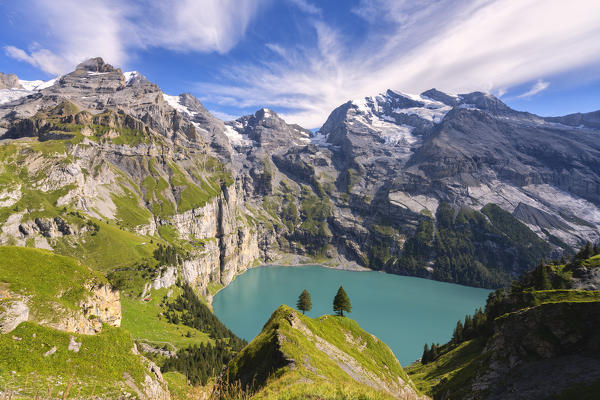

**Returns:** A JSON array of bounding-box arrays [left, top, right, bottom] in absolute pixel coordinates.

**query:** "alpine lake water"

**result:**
[[213, 265, 492, 365]]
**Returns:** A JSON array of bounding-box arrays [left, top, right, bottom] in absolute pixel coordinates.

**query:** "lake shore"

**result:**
[[263, 253, 372, 272]]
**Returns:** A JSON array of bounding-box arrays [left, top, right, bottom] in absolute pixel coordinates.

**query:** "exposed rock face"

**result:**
[[0, 73, 23, 89], [152, 266, 178, 290], [0, 299, 29, 333], [471, 302, 600, 400], [47, 284, 121, 334], [0, 282, 120, 335]]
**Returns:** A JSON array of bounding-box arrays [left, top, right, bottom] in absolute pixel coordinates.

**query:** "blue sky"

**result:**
[[1, 0, 599, 128]]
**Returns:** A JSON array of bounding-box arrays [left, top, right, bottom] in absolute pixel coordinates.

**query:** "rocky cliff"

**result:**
[[406, 252, 600, 399]]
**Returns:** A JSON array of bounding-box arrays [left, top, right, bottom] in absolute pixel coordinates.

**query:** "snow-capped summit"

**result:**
[[0, 72, 58, 106]]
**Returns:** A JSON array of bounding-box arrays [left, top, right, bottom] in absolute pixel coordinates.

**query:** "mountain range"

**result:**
[[1, 57, 598, 292], [0, 57, 600, 399]]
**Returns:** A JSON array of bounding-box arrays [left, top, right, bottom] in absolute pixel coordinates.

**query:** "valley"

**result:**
[[0, 57, 598, 399]]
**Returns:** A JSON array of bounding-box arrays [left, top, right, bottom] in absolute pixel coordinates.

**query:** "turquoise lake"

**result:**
[[213, 265, 491, 366]]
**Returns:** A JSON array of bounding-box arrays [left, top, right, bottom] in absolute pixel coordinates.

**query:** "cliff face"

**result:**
[[472, 302, 600, 400], [49, 284, 122, 334]]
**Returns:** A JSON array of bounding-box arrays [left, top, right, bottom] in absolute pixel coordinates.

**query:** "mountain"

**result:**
[[0, 57, 599, 294], [0, 57, 599, 398], [406, 248, 600, 399], [223, 304, 427, 400]]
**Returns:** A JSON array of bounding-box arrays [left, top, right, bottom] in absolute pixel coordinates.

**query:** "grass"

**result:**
[[208, 282, 224, 296], [121, 287, 212, 350], [528, 289, 600, 305], [52, 219, 156, 272], [0, 323, 147, 398], [163, 371, 191, 400], [406, 338, 488, 398], [143, 171, 175, 217], [0, 247, 105, 321], [111, 182, 153, 230], [227, 305, 419, 400], [169, 162, 222, 213]]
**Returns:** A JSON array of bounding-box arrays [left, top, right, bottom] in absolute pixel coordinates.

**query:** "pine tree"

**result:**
[[538, 262, 552, 290], [422, 343, 430, 364], [430, 343, 439, 361], [452, 320, 464, 344], [576, 242, 593, 260], [593, 243, 600, 256], [296, 289, 312, 314], [463, 315, 474, 339], [333, 285, 351, 317]]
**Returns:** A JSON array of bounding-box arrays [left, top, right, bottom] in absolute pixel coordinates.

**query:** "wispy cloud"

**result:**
[[4, 0, 600, 128], [198, 0, 600, 127], [517, 80, 550, 98], [5, 0, 268, 75], [287, 0, 321, 15]]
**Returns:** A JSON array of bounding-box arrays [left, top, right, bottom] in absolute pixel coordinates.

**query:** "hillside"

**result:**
[[406, 249, 600, 399], [0, 247, 170, 398], [0, 246, 248, 399], [223, 304, 427, 400]]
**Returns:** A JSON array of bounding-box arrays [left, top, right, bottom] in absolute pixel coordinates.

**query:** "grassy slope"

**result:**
[[121, 287, 212, 349], [406, 339, 488, 398], [52, 219, 156, 272], [0, 323, 147, 398], [0, 246, 106, 321], [228, 305, 420, 400]]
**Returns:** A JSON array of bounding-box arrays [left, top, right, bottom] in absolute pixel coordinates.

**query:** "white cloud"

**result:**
[[517, 80, 550, 98], [197, 0, 600, 127], [287, 0, 321, 15], [4, 0, 600, 128], [5, 0, 268, 74]]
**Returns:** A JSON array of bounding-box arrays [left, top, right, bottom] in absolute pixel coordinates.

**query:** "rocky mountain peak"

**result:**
[[420, 88, 459, 106], [457, 91, 511, 113], [0, 72, 23, 90], [75, 57, 118, 73]]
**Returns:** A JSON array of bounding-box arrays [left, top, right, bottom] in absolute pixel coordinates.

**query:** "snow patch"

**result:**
[[1, 77, 57, 105], [310, 131, 329, 146], [224, 125, 252, 147], [19, 78, 56, 91], [370, 117, 418, 146], [0, 89, 32, 106], [164, 94, 196, 117], [123, 71, 139, 85], [394, 105, 451, 123]]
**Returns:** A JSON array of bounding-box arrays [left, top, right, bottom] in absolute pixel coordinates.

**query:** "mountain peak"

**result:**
[[420, 88, 459, 106], [75, 57, 118, 73], [0, 72, 23, 90], [457, 91, 510, 112]]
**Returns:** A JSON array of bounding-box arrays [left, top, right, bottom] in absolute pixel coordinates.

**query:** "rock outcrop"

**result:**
[[472, 302, 600, 400]]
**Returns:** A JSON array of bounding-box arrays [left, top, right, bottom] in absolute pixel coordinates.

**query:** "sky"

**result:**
[[1, 0, 599, 128]]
